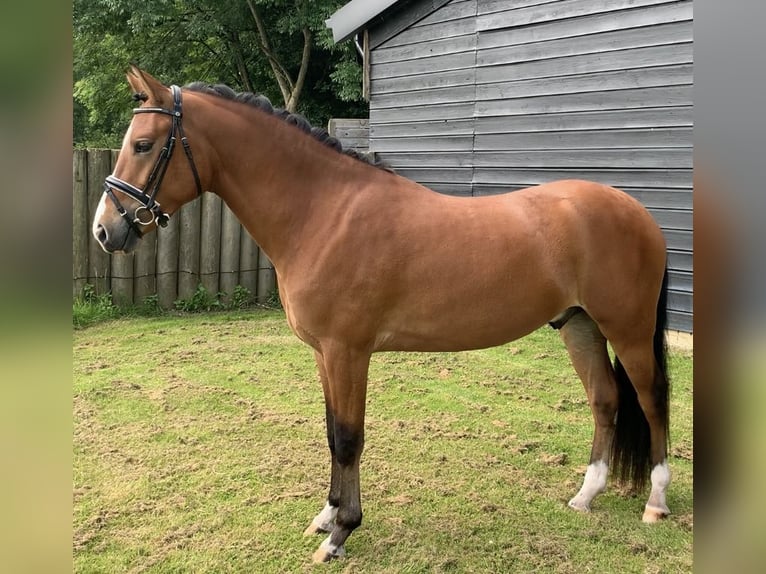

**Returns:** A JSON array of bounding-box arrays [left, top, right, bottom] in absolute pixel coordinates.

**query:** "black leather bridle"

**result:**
[[103, 85, 202, 233]]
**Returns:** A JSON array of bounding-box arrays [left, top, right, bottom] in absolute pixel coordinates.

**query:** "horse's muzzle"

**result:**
[[93, 221, 142, 254]]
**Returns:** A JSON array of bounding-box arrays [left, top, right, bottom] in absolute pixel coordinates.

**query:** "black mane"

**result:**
[[182, 82, 390, 172]]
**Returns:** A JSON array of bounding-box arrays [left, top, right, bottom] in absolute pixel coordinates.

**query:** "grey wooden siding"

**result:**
[[327, 118, 370, 153], [368, 0, 692, 332], [370, 0, 479, 196]]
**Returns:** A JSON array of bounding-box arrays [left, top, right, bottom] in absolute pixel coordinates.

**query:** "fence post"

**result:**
[[134, 225, 157, 304], [108, 150, 135, 306], [219, 204, 241, 304], [86, 149, 112, 295], [157, 212, 180, 308], [239, 229, 259, 304], [200, 192, 222, 296], [73, 149, 89, 298], [257, 250, 276, 304], [178, 196, 202, 301]]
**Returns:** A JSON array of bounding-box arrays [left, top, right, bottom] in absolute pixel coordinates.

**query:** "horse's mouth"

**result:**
[[94, 222, 143, 254]]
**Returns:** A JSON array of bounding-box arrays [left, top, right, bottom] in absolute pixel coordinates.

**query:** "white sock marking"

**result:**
[[568, 460, 608, 511], [318, 535, 345, 559], [311, 502, 338, 532], [646, 461, 671, 512], [650, 461, 671, 489]]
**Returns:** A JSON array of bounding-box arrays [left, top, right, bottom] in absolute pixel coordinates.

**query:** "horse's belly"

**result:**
[[374, 300, 555, 353]]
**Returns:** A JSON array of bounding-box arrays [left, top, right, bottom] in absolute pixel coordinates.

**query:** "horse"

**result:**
[[92, 66, 672, 563]]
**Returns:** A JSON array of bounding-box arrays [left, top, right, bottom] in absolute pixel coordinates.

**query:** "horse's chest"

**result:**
[[283, 299, 321, 350]]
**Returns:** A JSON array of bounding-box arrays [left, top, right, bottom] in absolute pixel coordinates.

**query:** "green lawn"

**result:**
[[73, 310, 692, 573]]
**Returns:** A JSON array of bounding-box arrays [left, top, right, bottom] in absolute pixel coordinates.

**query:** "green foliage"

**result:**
[[173, 284, 225, 313], [139, 293, 163, 316], [265, 287, 283, 309], [73, 284, 164, 328], [74, 283, 265, 328], [73, 284, 121, 328], [329, 56, 364, 102], [230, 285, 252, 310], [173, 284, 272, 313], [74, 0, 367, 148]]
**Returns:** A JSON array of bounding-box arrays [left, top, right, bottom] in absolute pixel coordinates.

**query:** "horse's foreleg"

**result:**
[[310, 345, 370, 563], [559, 312, 618, 512], [305, 352, 341, 536]]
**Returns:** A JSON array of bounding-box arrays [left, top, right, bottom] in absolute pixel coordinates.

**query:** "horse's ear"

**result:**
[[126, 65, 168, 104]]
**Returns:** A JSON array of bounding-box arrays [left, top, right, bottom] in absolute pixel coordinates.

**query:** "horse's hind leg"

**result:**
[[558, 310, 618, 512], [610, 339, 671, 523]]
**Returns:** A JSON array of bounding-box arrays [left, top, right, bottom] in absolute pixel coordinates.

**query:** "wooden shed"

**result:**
[[326, 0, 693, 332]]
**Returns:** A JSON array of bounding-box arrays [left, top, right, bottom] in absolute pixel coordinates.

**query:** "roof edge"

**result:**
[[325, 0, 402, 44]]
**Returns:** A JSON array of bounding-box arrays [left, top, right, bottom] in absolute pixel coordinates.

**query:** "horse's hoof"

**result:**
[[311, 539, 345, 563], [567, 498, 591, 513], [311, 547, 334, 564], [642, 504, 670, 523]]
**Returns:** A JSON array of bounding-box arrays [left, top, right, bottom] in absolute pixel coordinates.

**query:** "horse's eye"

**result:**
[[134, 141, 153, 154]]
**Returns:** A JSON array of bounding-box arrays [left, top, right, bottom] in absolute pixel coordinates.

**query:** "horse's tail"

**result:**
[[611, 267, 670, 490]]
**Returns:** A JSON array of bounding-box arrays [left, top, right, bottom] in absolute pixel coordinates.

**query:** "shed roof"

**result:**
[[325, 0, 404, 43]]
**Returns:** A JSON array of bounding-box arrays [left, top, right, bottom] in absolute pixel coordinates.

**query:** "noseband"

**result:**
[[103, 85, 202, 233]]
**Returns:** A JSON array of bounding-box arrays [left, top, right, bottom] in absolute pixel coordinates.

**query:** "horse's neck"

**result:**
[[206, 108, 368, 267]]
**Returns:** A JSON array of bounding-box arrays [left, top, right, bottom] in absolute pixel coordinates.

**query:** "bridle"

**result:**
[[103, 85, 202, 233]]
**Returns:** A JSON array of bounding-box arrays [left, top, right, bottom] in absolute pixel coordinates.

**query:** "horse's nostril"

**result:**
[[95, 224, 108, 244]]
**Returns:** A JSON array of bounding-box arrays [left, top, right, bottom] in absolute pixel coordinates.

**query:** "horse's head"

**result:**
[[92, 66, 205, 253]]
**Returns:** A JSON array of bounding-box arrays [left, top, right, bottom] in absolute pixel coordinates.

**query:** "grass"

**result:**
[[73, 310, 693, 573]]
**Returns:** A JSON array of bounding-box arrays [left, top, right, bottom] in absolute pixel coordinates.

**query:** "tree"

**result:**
[[74, 0, 365, 148], [246, 0, 310, 111]]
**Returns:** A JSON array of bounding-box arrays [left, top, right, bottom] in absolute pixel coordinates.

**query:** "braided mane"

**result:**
[[180, 82, 389, 172]]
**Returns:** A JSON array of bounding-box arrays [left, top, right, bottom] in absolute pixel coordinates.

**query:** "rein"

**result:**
[[103, 85, 202, 233]]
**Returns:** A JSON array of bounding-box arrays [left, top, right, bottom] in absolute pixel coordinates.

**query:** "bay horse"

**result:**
[[93, 66, 671, 563]]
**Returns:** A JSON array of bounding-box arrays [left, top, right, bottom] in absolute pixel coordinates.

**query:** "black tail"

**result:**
[[611, 268, 670, 491]]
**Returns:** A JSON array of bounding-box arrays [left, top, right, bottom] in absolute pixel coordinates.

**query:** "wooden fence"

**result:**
[[73, 148, 276, 307]]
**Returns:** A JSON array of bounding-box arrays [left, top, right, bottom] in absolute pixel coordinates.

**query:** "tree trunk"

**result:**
[[246, 0, 311, 112], [247, 0, 292, 106], [286, 27, 311, 112]]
